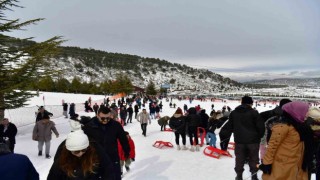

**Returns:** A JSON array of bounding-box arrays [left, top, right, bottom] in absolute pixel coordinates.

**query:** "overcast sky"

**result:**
[[4, 0, 320, 82]]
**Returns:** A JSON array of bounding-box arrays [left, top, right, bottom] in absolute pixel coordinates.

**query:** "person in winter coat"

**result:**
[[0, 143, 39, 180], [63, 103, 68, 118], [48, 130, 115, 180], [259, 99, 292, 160], [35, 106, 53, 122], [205, 111, 223, 147], [169, 108, 187, 150], [199, 109, 209, 146], [229, 96, 265, 180], [305, 107, 320, 180], [82, 107, 130, 180], [218, 116, 232, 151], [93, 103, 99, 115], [134, 104, 139, 119], [32, 114, 59, 159], [119, 106, 127, 126], [118, 131, 135, 176], [149, 104, 156, 119], [126, 105, 133, 123], [155, 104, 161, 119], [185, 107, 202, 152], [258, 101, 312, 180], [0, 118, 17, 153], [137, 109, 151, 137], [69, 103, 76, 117]]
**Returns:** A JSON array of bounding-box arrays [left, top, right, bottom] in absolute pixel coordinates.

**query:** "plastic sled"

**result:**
[[203, 146, 232, 159], [153, 141, 174, 149], [228, 142, 235, 150], [164, 128, 173, 132], [193, 127, 206, 147]]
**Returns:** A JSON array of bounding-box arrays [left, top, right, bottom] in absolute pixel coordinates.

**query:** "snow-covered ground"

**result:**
[[9, 92, 316, 180]]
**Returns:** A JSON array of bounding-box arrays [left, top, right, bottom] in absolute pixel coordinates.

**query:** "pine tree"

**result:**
[[0, 0, 63, 119], [146, 81, 157, 96]]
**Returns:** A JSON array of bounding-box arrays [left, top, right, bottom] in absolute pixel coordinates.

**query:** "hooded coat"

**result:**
[[262, 123, 307, 180], [262, 101, 310, 180]]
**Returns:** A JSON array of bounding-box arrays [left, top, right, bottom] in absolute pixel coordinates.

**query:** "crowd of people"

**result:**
[[1, 94, 320, 180]]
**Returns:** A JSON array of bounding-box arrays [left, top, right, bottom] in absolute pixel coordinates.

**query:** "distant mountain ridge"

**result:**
[[245, 78, 320, 87], [47, 46, 242, 94]]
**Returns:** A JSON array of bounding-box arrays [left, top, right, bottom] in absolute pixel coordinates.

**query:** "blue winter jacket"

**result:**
[[0, 152, 39, 180]]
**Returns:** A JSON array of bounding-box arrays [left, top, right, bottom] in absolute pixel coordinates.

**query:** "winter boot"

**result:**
[[190, 146, 195, 152], [125, 166, 130, 172], [251, 173, 258, 180], [46, 154, 51, 159], [182, 145, 188, 150], [38, 151, 42, 156], [235, 173, 243, 180], [196, 145, 200, 151], [177, 145, 181, 150]]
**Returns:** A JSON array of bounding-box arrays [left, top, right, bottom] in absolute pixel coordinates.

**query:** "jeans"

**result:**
[[38, 140, 51, 155], [206, 132, 217, 147]]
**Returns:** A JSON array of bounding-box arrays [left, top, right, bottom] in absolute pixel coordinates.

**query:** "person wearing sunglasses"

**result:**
[[83, 106, 130, 180], [48, 130, 115, 180]]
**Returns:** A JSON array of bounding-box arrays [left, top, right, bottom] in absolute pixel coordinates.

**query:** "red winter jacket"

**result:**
[[118, 137, 135, 160]]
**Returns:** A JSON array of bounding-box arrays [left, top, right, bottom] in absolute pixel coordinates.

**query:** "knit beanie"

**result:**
[[282, 101, 309, 123], [307, 107, 320, 120], [175, 108, 183, 115], [66, 130, 89, 151], [241, 96, 253, 105]]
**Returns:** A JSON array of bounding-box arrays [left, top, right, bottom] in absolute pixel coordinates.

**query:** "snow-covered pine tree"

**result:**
[[0, 0, 63, 120]]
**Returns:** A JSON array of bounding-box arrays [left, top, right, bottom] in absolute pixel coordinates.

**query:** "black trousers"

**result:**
[[141, 123, 147, 136], [127, 114, 133, 123], [234, 143, 259, 174], [188, 126, 198, 145], [175, 132, 186, 145]]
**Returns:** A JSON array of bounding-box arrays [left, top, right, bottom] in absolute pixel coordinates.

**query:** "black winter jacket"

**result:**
[[0, 123, 17, 144], [169, 114, 186, 134], [228, 104, 265, 144], [82, 117, 130, 163], [186, 108, 201, 127]]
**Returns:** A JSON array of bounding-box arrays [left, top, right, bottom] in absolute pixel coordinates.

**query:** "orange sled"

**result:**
[[203, 146, 232, 159], [153, 141, 174, 149]]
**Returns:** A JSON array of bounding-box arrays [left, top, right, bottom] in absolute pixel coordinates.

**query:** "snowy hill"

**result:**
[[48, 46, 242, 94]]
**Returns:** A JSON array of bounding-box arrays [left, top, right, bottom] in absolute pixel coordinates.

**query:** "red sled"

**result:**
[[164, 128, 173, 132], [228, 142, 235, 150], [153, 141, 174, 149], [203, 146, 232, 159], [193, 127, 206, 147]]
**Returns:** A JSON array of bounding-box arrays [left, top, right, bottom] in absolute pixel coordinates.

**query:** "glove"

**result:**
[[258, 164, 272, 174], [131, 158, 135, 162]]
